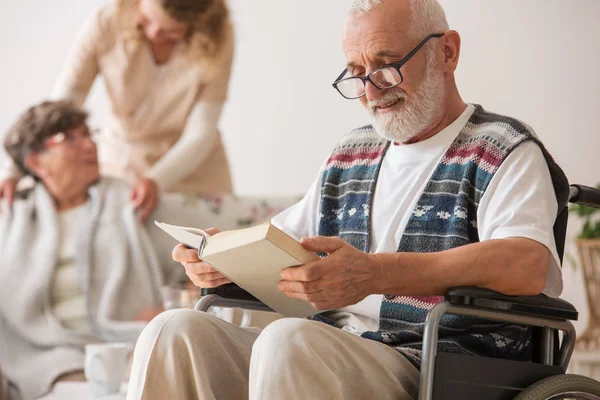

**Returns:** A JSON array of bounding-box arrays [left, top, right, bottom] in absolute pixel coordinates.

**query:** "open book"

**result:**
[[154, 221, 321, 318]]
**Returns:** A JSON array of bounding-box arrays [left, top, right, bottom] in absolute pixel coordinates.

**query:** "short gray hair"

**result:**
[[4, 100, 88, 178], [349, 0, 449, 40]]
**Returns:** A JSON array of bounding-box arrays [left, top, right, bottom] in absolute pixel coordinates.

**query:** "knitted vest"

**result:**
[[316, 105, 569, 366]]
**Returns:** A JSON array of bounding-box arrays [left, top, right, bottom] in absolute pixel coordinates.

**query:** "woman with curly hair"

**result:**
[[0, 0, 234, 221]]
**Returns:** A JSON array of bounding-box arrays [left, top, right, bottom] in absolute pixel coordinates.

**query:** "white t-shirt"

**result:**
[[51, 202, 92, 335], [272, 104, 562, 334]]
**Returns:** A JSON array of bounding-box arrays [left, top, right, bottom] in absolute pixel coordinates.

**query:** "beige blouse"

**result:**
[[50, 0, 234, 194]]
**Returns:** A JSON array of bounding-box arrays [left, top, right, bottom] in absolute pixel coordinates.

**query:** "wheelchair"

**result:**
[[195, 184, 600, 400]]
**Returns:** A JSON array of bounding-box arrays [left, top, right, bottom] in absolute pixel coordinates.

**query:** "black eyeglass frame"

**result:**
[[332, 33, 445, 99]]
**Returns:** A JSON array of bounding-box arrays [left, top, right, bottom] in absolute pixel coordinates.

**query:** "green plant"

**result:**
[[569, 184, 600, 239], [565, 184, 600, 270]]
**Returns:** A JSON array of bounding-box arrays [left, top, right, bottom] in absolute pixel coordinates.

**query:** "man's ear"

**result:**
[[441, 30, 461, 73], [24, 153, 45, 179]]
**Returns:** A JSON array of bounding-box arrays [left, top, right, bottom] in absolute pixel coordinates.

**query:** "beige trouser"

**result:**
[[126, 309, 419, 400]]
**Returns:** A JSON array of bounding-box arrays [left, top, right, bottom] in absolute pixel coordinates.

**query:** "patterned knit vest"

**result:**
[[316, 105, 569, 367]]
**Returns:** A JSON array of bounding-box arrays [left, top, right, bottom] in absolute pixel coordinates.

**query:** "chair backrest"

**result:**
[[531, 197, 569, 364], [552, 206, 569, 264], [532, 184, 600, 365]]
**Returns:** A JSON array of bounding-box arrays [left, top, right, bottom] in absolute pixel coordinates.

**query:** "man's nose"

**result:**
[[364, 80, 384, 102]]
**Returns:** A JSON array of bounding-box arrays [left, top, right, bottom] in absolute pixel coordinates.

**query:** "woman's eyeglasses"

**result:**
[[43, 127, 100, 149]]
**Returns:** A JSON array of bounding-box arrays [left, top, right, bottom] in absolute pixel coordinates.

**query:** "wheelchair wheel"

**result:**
[[514, 374, 600, 399]]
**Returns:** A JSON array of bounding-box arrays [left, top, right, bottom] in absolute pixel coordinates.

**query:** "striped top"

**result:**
[[315, 104, 569, 366]]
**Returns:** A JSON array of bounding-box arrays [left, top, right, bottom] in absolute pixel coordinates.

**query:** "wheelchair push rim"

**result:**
[[545, 393, 600, 400]]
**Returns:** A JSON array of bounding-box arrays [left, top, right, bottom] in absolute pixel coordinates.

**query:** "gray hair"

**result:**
[[349, 0, 449, 40], [4, 101, 88, 178]]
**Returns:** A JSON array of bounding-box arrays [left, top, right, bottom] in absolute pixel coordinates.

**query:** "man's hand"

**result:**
[[0, 178, 16, 214], [278, 236, 382, 310], [172, 228, 232, 288], [131, 178, 159, 223]]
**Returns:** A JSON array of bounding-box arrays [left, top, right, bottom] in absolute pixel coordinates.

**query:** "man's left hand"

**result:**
[[278, 236, 382, 310]]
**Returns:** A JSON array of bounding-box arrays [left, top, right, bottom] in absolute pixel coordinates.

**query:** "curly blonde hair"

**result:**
[[118, 0, 231, 64]]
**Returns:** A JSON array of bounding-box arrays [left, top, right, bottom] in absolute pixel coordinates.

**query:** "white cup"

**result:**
[[160, 285, 202, 310], [84, 343, 132, 397]]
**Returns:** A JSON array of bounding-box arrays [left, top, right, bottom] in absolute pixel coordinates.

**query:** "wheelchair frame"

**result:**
[[194, 184, 600, 400]]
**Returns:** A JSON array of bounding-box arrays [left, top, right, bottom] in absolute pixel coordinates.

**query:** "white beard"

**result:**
[[367, 53, 446, 143]]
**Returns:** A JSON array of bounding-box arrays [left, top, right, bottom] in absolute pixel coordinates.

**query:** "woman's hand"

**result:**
[[172, 228, 232, 288], [0, 178, 16, 214], [131, 178, 159, 222]]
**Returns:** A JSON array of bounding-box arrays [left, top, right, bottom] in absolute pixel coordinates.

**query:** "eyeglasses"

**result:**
[[332, 33, 445, 100], [43, 127, 100, 149]]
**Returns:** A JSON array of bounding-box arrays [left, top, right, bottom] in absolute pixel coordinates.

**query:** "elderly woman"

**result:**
[[0, 101, 168, 400], [0, 0, 235, 221], [0, 101, 294, 400]]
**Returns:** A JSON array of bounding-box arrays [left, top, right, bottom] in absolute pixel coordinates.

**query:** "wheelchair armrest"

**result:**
[[201, 283, 263, 302], [445, 287, 578, 321], [197, 283, 274, 313], [570, 184, 600, 208]]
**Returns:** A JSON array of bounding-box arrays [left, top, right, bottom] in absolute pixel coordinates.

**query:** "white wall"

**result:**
[[1, 1, 599, 330]]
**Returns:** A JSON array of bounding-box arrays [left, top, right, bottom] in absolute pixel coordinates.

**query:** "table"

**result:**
[[568, 350, 600, 380], [37, 382, 127, 400]]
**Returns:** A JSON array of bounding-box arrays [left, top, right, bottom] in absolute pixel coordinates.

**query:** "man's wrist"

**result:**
[[370, 251, 447, 297], [371, 252, 396, 294]]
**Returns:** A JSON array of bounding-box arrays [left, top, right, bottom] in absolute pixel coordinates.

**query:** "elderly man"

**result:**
[[126, 0, 568, 399]]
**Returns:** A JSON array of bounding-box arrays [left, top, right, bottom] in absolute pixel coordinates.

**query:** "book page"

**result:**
[[203, 223, 270, 256], [203, 238, 319, 318], [266, 224, 320, 264], [155, 220, 321, 318], [154, 221, 207, 249]]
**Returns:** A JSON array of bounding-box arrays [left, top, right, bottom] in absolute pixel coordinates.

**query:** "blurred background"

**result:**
[[0, 0, 598, 339]]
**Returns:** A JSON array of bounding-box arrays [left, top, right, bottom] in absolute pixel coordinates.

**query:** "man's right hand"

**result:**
[[172, 227, 232, 289], [0, 178, 16, 214]]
